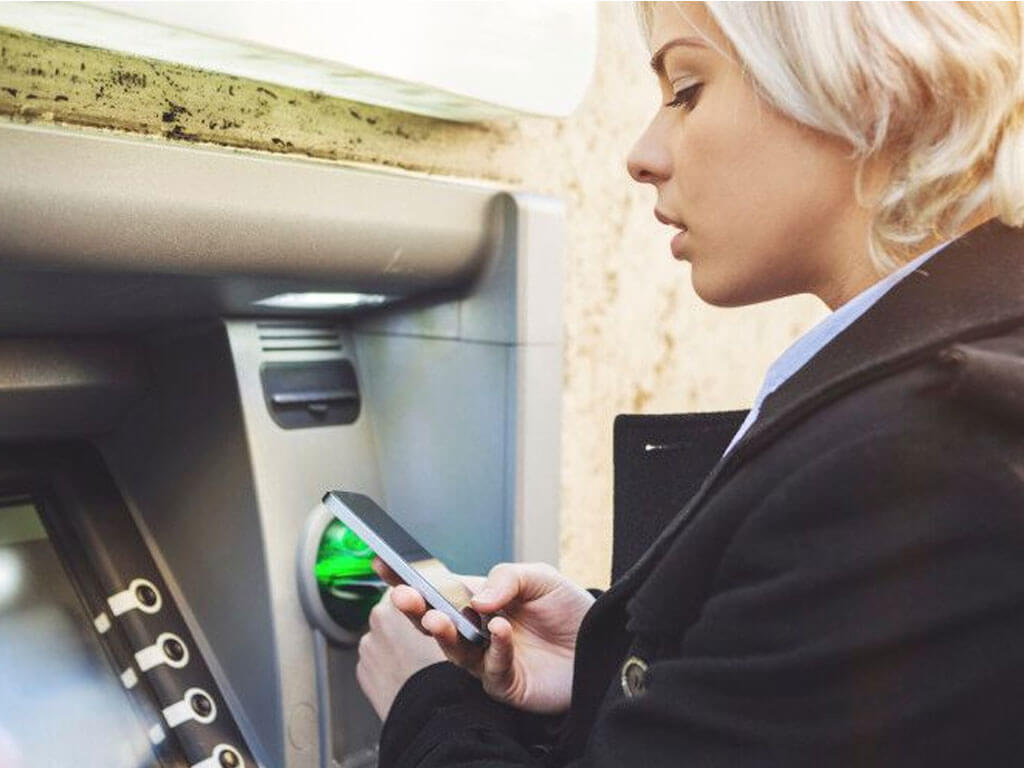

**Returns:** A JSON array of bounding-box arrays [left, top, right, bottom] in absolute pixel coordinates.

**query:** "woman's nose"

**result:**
[[627, 118, 672, 185]]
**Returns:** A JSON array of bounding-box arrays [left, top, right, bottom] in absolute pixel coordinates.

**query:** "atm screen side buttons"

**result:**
[[190, 743, 245, 768], [136, 632, 190, 672], [108, 578, 163, 617], [163, 687, 217, 728]]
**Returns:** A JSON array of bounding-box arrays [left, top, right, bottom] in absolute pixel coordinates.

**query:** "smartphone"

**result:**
[[322, 491, 489, 645]]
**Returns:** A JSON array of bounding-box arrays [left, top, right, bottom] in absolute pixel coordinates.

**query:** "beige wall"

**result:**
[[0, 5, 825, 588]]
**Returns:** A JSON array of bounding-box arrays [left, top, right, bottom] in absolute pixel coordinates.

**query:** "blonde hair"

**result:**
[[636, 2, 1024, 272]]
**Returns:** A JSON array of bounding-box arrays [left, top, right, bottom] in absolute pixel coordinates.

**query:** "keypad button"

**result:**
[[163, 637, 185, 663], [136, 583, 158, 607], [191, 692, 213, 718]]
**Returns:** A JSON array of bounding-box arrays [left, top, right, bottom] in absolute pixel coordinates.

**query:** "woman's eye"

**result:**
[[666, 84, 703, 111]]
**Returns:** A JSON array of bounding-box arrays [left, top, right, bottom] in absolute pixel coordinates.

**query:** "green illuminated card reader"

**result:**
[[313, 519, 385, 631]]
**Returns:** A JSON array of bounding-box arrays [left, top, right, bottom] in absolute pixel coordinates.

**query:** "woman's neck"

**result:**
[[820, 202, 997, 311]]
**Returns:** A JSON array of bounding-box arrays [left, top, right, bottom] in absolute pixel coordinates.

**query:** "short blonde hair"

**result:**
[[636, 2, 1024, 272]]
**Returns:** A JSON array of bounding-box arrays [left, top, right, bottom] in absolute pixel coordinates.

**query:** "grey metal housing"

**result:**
[[0, 122, 564, 768]]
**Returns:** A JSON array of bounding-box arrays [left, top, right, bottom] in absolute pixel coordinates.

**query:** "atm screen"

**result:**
[[0, 498, 159, 768]]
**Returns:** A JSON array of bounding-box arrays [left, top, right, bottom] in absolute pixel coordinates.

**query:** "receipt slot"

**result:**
[[0, 122, 563, 768]]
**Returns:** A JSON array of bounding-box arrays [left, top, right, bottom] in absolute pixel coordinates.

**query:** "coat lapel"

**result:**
[[593, 217, 1024, 617]]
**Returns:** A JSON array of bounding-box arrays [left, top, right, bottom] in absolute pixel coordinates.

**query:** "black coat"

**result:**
[[379, 218, 1024, 767]]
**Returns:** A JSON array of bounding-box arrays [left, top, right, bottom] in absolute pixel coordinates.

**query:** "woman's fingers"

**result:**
[[391, 584, 426, 616], [372, 557, 405, 587], [415, 611, 519, 702], [481, 615, 515, 692], [459, 575, 487, 594], [389, 585, 433, 636], [471, 564, 523, 612], [420, 609, 457, 644], [420, 610, 484, 671]]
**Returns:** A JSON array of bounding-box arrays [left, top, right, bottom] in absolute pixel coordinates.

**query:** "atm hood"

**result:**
[[0, 121, 513, 333], [0, 119, 565, 768]]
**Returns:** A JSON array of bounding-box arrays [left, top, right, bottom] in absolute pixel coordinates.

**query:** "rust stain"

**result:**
[[0, 25, 539, 184]]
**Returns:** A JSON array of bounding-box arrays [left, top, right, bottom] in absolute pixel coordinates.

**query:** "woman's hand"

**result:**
[[355, 587, 447, 720], [376, 559, 595, 714]]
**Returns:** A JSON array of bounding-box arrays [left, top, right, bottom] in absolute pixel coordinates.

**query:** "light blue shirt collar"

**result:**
[[722, 239, 953, 457]]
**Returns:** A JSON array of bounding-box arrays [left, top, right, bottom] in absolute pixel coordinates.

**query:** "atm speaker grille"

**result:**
[[257, 322, 342, 352]]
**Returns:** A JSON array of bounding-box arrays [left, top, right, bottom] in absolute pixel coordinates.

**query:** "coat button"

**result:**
[[620, 655, 649, 698]]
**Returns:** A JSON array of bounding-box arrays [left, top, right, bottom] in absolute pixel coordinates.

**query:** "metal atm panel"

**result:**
[[0, 122, 563, 767]]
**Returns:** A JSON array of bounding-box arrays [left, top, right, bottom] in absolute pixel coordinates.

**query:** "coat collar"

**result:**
[[599, 217, 1024, 612], [750, 217, 1024, 444]]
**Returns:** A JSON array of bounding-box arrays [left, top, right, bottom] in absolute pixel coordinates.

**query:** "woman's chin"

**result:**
[[690, 268, 775, 308], [691, 270, 743, 307]]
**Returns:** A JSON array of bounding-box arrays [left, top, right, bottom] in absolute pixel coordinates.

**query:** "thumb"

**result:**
[[471, 564, 522, 612], [481, 616, 515, 695]]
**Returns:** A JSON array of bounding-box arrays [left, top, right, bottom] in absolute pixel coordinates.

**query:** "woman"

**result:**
[[357, 3, 1024, 765]]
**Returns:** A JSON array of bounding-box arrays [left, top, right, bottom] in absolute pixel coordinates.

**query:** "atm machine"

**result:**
[[0, 121, 563, 768]]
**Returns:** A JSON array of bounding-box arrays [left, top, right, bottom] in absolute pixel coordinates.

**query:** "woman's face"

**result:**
[[627, 3, 878, 309]]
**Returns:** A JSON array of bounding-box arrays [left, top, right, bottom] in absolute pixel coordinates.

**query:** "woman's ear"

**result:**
[[853, 150, 895, 211]]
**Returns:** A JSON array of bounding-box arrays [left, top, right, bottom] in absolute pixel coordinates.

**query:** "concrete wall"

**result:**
[[0, 4, 825, 588]]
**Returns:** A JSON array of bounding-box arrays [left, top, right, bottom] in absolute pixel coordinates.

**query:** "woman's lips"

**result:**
[[670, 227, 689, 260], [654, 208, 689, 259], [653, 208, 685, 228]]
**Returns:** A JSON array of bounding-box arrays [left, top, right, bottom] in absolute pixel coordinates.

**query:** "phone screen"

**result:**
[[323, 491, 486, 643]]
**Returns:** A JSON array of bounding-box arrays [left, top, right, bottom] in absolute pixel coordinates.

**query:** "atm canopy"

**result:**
[[0, 122, 507, 332]]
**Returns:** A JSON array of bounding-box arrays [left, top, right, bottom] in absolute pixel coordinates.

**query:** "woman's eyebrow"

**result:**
[[649, 36, 708, 75]]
